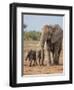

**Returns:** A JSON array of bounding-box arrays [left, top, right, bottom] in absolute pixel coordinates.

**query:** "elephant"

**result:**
[[40, 24, 63, 65], [25, 50, 37, 66]]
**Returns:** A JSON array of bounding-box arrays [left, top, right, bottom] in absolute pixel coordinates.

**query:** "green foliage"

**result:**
[[24, 31, 41, 41]]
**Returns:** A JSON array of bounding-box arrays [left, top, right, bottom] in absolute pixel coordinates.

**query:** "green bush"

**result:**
[[24, 31, 41, 41]]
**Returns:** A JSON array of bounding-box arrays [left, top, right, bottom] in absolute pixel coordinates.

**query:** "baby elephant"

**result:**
[[25, 50, 37, 67]]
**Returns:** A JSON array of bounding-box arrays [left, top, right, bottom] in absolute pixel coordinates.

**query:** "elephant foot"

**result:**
[[29, 64, 32, 67], [49, 60, 52, 65], [54, 61, 59, 65], [40, 63, 45, 66], [33, 64, 35, 66]]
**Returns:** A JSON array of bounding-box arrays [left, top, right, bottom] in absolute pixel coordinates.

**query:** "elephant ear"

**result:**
[[51, 25, 63, 43]]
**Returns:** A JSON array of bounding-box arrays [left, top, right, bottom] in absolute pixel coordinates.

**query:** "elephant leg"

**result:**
[[54, 41, 62, 65], [47, 48, 51, 65], [57, 48, 62, 65], [41, 48, 44, 66], [35, 60, 37, 66], [30, 60, 32, 67], [53, 42, 59, 65], [51, 52, 54, 65], [39, 58, 41, 65], [42, 59, 44, 65], [33, 60, 37, 66], [42, 55, 44, 65], [54, 52, 59, 65]]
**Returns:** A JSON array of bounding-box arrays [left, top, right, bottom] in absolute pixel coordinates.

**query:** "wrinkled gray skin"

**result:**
[[40, 24, 63, 65]]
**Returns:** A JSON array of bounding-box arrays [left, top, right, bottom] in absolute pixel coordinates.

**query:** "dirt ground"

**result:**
[[23, 41, 63, 75]]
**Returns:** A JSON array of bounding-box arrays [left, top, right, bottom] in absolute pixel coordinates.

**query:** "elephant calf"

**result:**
[[25, 50, 37, 67]]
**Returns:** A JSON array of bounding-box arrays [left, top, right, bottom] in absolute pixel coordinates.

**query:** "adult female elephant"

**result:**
[[40, 24, 63, 65]]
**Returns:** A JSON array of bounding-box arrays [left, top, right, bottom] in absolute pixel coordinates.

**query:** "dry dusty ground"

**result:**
[[23, 41, 63, 75]]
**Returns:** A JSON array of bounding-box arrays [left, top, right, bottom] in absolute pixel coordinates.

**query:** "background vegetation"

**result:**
[[24, 31, 41, 41]]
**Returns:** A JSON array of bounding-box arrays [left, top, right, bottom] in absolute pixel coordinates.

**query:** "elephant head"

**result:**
[[40, 25, 53, 48], [40, 24, 63, 47]]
